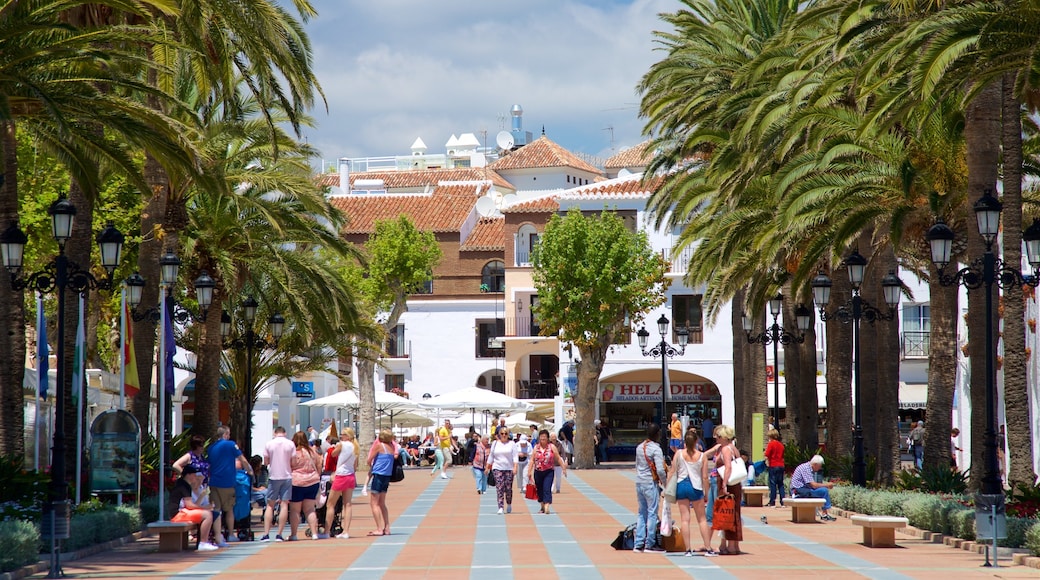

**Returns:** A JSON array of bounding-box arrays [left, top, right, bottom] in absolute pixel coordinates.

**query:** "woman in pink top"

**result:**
[[525, 429, 567, 514], [288, 431, 322, 540]]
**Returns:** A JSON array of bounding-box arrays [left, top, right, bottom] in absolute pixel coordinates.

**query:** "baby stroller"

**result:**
[[234, 469, 254, 541], [313, 475, 343, 537]]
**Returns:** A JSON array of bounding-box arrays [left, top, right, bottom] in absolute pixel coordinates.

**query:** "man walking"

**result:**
[[260, 426, 295, 541], [208, 426, 252, 546], [909, 420, 925, 470]]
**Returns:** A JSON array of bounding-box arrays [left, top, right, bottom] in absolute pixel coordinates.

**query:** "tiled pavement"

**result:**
[[29, 465, 1038, 579]]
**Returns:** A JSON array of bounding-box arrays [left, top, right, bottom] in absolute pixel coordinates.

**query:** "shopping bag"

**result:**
[[711, 493, 737, 532], [663, 470, 678, 504], [662, 528, 686, 552], [660, 501, 673, 536], [525, 483, 537, 500]]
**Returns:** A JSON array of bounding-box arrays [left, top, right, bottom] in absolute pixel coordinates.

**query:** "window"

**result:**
[[515, 225, 540, 266], [481, 260, 505, 292], [414, 275, 433, 295], [672, 294, 704, 344], [476, 318, 505, 358], [384, 374, 405, 392], [385, 324, 407, 357], [902, 304, 930, 358]]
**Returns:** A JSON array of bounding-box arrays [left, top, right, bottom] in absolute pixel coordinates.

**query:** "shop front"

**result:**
[[600, 373, 721, 459]]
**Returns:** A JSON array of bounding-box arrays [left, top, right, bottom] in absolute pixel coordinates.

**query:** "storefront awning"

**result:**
[[898, 382, 927, 409]]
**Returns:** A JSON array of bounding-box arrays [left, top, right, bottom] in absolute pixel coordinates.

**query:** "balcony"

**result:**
[[508, 379, 559, 399], [901, 331, 930, 359], [505, 315, 540, 337], [663, 245, 694, 274], [384, 339, 410, 359]]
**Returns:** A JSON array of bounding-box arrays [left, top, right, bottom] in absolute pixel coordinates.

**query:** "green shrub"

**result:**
[[140, 495, 161, 524], [115, 505, 142, 533], [0, 519, 39, 572], [894, 469, 922, 491], [903, 494, 941, 530], [868, 491, 907, 517], [998, 516, 1036, 549], [45, 505, 141, 553], [1025, 520, 1040, 556], [949, 509, 975, 540], [920, 467, 968, 494]]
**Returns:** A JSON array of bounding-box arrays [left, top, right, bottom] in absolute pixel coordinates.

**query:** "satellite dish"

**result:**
[[501, 193, 518, 209], [617, 168, 632, 178], [496, 131, 515, 151], [475, 196, 496, 217]]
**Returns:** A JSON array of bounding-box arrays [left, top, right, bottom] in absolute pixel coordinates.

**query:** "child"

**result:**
[[741, 449, 755, 505]]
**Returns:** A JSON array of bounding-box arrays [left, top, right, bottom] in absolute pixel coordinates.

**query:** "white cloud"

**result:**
[[295, 0, 682, 166]]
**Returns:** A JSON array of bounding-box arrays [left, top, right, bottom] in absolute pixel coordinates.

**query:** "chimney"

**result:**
[[338, 157, 350, 194]]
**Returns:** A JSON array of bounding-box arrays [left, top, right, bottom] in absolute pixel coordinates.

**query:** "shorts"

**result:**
[[369, 473, 391, 494], [291, 482, 320, 502], [670, 438, 684, 449], [676, 478, 704, 501], [210, 486, 235, 512], [266, 479, 292, 503], [171, 509, 208, 524], [332, 473, 356, 492]]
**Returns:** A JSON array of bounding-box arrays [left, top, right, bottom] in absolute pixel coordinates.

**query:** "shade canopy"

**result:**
[[300, 389, 419, 414], [418, 386, 534, 413]]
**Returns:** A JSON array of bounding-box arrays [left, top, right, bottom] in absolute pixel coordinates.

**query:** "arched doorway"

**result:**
[[476, 369, 505, 393]]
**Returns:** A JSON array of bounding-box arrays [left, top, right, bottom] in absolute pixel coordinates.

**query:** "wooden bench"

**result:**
[[147, 521, 197, 552], [743, 486, 769, 507], [787, 498, 826, 523], [851, 515, 909, 547]]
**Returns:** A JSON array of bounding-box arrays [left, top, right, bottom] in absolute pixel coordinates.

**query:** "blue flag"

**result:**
[[36, 296, 48, 400], [163, 296, 176, 394], [71, 294, 85, 405]]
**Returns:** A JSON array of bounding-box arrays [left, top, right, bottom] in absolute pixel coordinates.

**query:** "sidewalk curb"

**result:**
[[830, 507, 1038, 569], [0, 531, 147, 580]]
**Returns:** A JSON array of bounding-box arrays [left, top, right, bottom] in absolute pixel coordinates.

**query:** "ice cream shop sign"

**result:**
[[600, 382, 720, 403]]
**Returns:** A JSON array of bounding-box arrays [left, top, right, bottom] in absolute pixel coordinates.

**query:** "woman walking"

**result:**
[[485, 427, 519, 514], [288, 431, 322, 540], [471, 435, 490, 494], [713, 425, 742, 555], [764, 428, 785, 508], [667, 428, 716, 556], [526, 429, 567, 514], [366, 429, 399, 536], [324, 428, 359, 539]]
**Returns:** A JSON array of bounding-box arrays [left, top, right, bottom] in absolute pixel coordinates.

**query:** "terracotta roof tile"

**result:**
[[502, 197, 560, 214], [489, 136, 603, 175], [330, 183, 489, 234], [604, 141, 653, 169], [318, 167, 514, 192], [461, 217, 505, 251], [558, 174, 662, 200]]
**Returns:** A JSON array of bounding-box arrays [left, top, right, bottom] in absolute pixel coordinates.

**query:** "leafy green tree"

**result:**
[[350, 216, 441, 449], [532, 208, 667, 469]]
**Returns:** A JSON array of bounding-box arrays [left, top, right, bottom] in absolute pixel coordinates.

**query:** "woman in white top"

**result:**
[[484, 427, 519, 514], [325, 428, 359, 539], [516, 434, 532, 491], [667, 428, 716, 557]]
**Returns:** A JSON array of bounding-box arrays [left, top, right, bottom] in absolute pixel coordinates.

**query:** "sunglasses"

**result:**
[[499, 433, 510, 437]]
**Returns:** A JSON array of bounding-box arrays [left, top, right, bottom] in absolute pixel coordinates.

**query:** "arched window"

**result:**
[[481, 260, 505, 292]]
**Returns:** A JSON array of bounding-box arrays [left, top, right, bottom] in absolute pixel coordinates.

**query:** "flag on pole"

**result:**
[[122, 298, 141, 398], [72, 294, 85, 406], [36, 296, 48, 400], [163, 295, 176, 394]]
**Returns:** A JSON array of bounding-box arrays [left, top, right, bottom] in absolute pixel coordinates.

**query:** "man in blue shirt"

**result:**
[[790, 455, 836, 521], [208, 425, 252, 545]]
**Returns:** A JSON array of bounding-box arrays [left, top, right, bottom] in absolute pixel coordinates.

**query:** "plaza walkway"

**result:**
[[30, 466, 1038, 579]]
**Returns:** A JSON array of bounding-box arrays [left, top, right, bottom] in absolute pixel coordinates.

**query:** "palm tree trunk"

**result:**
[[786, 283, 817, 448], [868, 241, 900, 485], [924, 277, 958, 471], [0, 121, 26, 458], [857, 236, 879, 464], [192, 295, 223, 441], [825, 264, 853, 458], [732, 290, 748, 446], [739, 297, 765, 448], [999, 73, 1036, 486], [964, 81, 1001, 492], [795, 285, 819, 449], [66, 178, 94, 476]]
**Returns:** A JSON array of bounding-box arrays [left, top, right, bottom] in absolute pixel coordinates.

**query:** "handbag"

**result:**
[[610, 523, 636, 550], [486, 441, 497, 485], [663, 470, 678, 503], [525, 482, 537, 500], [390, 451, 405, 483], [711, 493, 738, 532], [722, 454, 748, 486]]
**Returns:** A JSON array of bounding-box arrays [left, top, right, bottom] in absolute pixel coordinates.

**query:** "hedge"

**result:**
[[40, 505, 143, 554], [830, 485, 1040, 555], [0, 519, 39, 572]]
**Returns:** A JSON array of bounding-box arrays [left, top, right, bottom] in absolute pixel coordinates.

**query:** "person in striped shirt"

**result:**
[[789, 455, 836, 521]]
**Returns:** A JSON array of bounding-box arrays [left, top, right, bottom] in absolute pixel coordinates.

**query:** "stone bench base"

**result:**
[[787, 498, 825, 523], [147, 521, 197, 553], [851, 515, 909, 547], [743, 486, 769, 507]]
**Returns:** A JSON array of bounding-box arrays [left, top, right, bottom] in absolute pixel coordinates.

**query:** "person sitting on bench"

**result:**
[[170, 465, 219, 550], [789, 455, 836, 521]]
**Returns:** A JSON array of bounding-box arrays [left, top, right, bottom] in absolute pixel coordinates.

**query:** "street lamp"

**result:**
[[124, 250, 215, 521], [925, 189, 1040, 496], [742, 294, 811, 434], [221, 297, 285, 457], [637, 314, 689, 458], [0, 199, 124, 576], [811, 252, 902, 486]]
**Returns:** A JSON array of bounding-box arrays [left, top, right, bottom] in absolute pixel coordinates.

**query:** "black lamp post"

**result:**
[[221, 297, 285, 457], [925, 189, 1040, 496], [811, 253, 902, 486], [637, 314, 689, 457], [742, 293, 811, 433], [124, 250, 214, 516], [1, 199, 124, 576]]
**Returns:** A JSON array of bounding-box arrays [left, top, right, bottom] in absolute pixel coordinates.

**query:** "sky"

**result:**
[[289, 0, 683, 171]]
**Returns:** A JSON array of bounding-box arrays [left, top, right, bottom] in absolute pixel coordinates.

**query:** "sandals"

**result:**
[[366, 531, 384, 537]]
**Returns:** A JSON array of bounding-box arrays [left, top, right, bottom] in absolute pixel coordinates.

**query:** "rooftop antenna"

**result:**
[[541, 125, 546, 136], [603, 125, 615, 151], [497, 113, 506, 130]]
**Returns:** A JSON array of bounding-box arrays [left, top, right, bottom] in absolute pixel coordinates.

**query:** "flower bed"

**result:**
[[831, 485, 1040, 555]]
